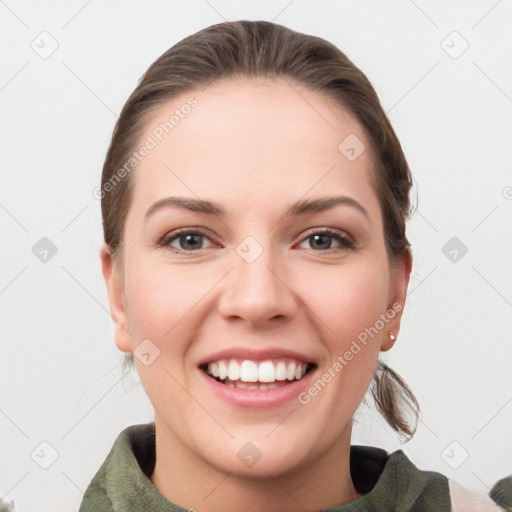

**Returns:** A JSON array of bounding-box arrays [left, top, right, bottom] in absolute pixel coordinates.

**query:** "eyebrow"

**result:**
[[145, 195, 370, 222]]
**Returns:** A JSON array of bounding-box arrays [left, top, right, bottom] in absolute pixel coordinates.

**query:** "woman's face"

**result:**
[[102, 77, 410, 478]]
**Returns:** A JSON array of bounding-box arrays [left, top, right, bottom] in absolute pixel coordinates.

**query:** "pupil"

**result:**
[[178, 234, 332, 251], [181, 233, 201, 250], [311, 234, 331, 250]]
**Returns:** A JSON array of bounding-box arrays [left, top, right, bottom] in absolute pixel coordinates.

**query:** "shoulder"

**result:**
[[385, 448, 512, 512], [449, 477, 511, 511], [0, 498, 14, 512]]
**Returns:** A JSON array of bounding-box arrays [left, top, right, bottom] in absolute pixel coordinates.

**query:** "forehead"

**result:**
[[130, 77, 378, 216]]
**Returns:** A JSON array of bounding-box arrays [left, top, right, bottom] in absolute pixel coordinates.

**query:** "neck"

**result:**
[[150, 417, 361, 512]]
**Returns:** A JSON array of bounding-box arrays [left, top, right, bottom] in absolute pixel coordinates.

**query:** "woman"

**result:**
[[78, 20, 511, 511]]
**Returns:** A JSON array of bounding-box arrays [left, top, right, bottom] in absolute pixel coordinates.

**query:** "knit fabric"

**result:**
[[78, 422, 511, 512]]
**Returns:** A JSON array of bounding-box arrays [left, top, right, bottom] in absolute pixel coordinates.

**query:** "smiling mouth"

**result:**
[[200, 358, 316, 389]]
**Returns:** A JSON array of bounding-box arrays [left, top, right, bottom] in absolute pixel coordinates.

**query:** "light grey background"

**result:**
[[1, 1, 511, 510]]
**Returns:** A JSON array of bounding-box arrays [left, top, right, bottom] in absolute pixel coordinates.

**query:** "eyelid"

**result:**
[[300, 226, 353, 242], [158, 227, 219, 249], [297, 227, 355, 250], [159, 226, 355, 253]]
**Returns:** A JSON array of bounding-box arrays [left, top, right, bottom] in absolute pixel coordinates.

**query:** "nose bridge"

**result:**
[[218, 233, 296, 324]]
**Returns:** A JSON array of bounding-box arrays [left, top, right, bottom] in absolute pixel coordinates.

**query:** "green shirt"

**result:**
[[79, 422, 512, 511]]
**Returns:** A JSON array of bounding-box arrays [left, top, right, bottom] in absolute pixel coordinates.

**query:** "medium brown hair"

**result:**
[[102, 20, 419, 439]]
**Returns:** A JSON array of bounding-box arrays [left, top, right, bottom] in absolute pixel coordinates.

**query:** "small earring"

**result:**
[[389, 333, 396, 341]]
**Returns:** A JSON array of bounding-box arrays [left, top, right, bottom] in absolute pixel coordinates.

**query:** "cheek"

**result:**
[[123, 261, 203, 413], [123, 257, 224, 369], [299, 258, 391, 344], [124, 253, 199, 326], [124, 249, 391, 350], [123, 257, 192, 355]]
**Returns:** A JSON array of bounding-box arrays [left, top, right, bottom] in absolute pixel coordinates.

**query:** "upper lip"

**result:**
[[197, 347, 317, 367]]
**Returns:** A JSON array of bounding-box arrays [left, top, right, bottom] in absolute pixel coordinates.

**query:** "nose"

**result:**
[[217, 238, 298, 328]]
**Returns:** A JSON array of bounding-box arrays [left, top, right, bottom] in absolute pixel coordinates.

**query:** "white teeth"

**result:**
[[240, 360, 258, 382], [275, 362, 287, 381], [205, 358, 312, 384], [286, 362, 296, 381], [228, 360, 240, 380], [258, 361, 275, 382], [218, 360, 228, 380]]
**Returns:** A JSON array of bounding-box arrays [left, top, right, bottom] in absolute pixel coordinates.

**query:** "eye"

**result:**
[[159, 230, 216, 252], [159, 227, 355, 254], [297, 228, 355, 252]]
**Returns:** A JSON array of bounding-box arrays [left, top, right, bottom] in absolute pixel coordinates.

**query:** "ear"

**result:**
[[100, 244, 132, 353], [381, 249, 412, 352]]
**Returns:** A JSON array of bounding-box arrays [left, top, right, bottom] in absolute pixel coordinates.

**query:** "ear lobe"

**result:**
[[100, 244, 132, 353], [381, 249, 412, 352]]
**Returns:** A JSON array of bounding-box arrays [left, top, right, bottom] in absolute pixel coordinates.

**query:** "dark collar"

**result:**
[[80, 422, 451, 511]]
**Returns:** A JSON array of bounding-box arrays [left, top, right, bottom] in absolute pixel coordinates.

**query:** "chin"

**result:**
[[198, 428, 317, 479]]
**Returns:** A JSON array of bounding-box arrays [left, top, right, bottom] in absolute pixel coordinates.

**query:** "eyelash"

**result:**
[[158, 227, 356, 254]]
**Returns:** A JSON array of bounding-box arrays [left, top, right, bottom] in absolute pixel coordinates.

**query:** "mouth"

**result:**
[[200, 358, 317, 390]]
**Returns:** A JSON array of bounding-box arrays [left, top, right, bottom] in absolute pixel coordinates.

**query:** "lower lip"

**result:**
[[199, 367, 316, 409]]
